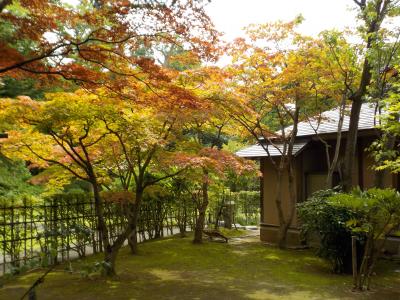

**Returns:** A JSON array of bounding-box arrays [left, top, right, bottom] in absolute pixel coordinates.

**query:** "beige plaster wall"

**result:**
[[261, 158, 300, 227]]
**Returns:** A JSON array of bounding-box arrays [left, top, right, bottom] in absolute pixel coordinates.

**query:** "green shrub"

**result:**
[[297, 188, 363, 273], [328, 188, 400, 290]]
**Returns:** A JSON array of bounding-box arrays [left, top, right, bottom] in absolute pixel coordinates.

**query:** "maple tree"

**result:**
[[304, 30, 360, 188], [224, 19, 355, 248], [1, 89, 194, 274], [97, 88, 201, 254], [169, 66, 257, 244], [0, 0, 218, 95], [172, 148, 256, 244], [1, 92, 127, 275], [9, 80, 209, 266], [0, 66, 254, 269], [0, 0, 224, 267], [1, 0, 398, 287]]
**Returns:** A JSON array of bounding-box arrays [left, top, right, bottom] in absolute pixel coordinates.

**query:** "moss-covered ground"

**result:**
[[1, 231, 399, 300]]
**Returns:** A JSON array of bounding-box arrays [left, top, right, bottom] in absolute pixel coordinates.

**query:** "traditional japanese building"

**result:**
[[237, 103, 400, 248]]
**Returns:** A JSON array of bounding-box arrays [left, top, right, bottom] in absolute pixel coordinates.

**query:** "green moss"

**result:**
[[1, 235, 399, 300], [219, 228, 249, 238]]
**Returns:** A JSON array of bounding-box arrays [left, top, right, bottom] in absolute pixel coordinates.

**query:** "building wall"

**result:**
[[260, 157, 302, 246], [259, 136, 399, 246], [361, 138, 395, 189], [261, 158, 300, 225]]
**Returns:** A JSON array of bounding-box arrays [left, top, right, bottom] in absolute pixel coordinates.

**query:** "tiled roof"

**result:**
[[236, 141, 308, 158], [236, 103, 379, 158], [285, 103, 379, 137]]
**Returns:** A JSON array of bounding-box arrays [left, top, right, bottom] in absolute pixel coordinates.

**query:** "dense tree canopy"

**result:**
[[0, 0, 219, 98], [0, 0, 399, 286]]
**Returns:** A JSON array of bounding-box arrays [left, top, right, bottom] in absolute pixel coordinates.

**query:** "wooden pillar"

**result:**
[[357, 140, 364, 190], [259, 159, 264, 224]]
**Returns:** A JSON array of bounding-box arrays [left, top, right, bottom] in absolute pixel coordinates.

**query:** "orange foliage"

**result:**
[[0, 0, 220, 93]]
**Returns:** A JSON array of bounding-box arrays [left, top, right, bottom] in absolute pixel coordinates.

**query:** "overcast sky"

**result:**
[[205, 0, 358, 41]]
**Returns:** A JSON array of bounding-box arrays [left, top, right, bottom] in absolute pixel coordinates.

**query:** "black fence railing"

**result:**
[[0, 193, 197, 275]]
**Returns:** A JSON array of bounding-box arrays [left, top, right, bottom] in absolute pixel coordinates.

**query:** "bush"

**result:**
[[297, 188, 363, 273], [328, 188, 400, 290]]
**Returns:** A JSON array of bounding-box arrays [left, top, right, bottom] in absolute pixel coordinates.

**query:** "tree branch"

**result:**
[[23, 143, 88, 181]]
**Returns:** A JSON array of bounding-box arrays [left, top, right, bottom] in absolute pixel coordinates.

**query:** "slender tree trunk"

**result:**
[[277, 105, 299, 248], [193, 170, 209, 244], [326, 96, 346, 188], [274, 168, 288, 248], [365, 237, 387, 290], [342, 99, 364, 191], [128, 190, 142, 255], [92, 183, 109, 246], [356, 233, 374, 290], [103, 224, 131, 276], [283, 159, 297, 244], [177, 197, 187, 237], [214, 202, 224, 230], [182, 203, 187, 237], [127, 203, 139, 254], [103, 249, 118, 276], [91, 181, 117, 276]]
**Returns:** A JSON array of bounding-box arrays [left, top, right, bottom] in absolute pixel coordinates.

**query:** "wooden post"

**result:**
[[352, 236, 358, 290], [2, 204, 6, 275]]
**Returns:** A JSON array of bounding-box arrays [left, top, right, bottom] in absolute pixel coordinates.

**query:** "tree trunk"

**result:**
[[356, 233, 374, 290], [274, 169, 287, 248], [103, 247, 118, 277], [214, 198, 224, 230], [128, 189, 142, 255], [91, 181, 120, 276], [284, 159, 297, 245], [182, 203, 187, 237], [277, 105, 299, 248], [326, 96, 346, 188], [127, 205, 138, 254], [193, 170, 209, 244], [92, 180, 129, 276], [342, 99, 363, 191], [342, 0, 389, 191], [177, 198, 187, 237], [276, 162, 297, 249], [102, 225, 131, 276]]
